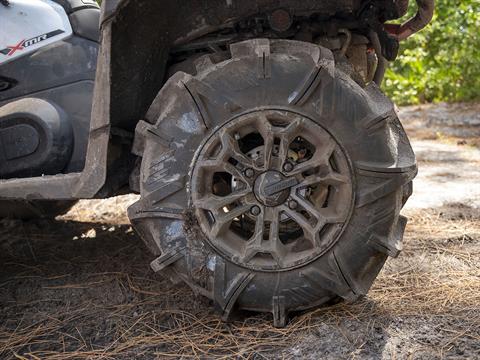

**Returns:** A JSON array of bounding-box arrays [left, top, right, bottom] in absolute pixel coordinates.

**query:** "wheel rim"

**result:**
[[191, 109, 354, 271]]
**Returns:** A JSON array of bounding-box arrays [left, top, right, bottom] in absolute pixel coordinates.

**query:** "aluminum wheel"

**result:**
[[190, 110, 354, 271]]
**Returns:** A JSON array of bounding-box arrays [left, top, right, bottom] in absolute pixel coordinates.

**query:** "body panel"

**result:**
[[0, 0, 73, 65]]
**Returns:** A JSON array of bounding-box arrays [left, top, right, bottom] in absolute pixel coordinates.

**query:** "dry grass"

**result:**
[[376, 206, 480, 315], [0, 202, 478, 359], [1, 93, 479, 360]]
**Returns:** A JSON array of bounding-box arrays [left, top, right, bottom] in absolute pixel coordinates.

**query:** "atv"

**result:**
[[0, 0, 434, 327]]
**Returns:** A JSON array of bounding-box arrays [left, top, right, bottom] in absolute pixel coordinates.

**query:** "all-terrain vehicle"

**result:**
[[0, 0, 434, 326]]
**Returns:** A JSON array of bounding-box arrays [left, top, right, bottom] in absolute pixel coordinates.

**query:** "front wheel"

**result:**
[[129, 39, 417, 327]]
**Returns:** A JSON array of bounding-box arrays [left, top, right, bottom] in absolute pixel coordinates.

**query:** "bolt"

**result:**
[[245, 168, 255, 178], [283, 162, 294, 172], [269, 9, 293, 33], [250, 206, 261, 216], [288, 200, 298, 210]]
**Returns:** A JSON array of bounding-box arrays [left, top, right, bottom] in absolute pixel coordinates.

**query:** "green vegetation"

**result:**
[[384, 0, 480, 105]]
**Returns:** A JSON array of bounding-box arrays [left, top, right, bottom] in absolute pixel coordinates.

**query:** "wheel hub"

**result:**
[[190, 109, 354, 271], [254, 171, 297, 207]]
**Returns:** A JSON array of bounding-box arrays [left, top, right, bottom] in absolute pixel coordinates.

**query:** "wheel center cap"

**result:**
[[254, 170, 298, 207]]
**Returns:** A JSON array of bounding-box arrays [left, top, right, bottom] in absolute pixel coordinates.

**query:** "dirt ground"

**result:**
[[0, 103, 479, 359]]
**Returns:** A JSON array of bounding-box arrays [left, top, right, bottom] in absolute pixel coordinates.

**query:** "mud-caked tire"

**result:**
[[129, 39, 417, 327]]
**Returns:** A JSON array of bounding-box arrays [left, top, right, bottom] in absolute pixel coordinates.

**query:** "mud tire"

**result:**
[[129, 39, 417, 327]]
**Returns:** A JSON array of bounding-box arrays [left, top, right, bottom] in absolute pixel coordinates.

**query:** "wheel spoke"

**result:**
[[256, 115, 275, 170], [193, 189, 250, 211], [242, 207, 286, 267], [197, 158, 252, 185], [196, 158, 224, 172], [293, 191, 347, 223], [290, 193, 325, 224], [281, 206, 314, 232], [242, 207, 265, 263], [268, 207, 281, 243], [224, 162, 251, 185], [281, 206, 319, 247], [251, 208, 265, 245], [267, 207, 286, 267], [277, 118, 302, 171], [289, 153, 324, 175], [219, 129, 255, 169], [209, 204, 250, 238], [297, 172, 349, 188], [288, 138, 337, 176], [323, 172, 350, 186], [319, 208, 346, 224]]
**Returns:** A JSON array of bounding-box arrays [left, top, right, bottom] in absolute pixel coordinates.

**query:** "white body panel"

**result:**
[[0, 0, 72, 65]]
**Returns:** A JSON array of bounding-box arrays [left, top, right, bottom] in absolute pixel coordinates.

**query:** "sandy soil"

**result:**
[[0, 103, 479, 359], [399, 102, 480, 209]]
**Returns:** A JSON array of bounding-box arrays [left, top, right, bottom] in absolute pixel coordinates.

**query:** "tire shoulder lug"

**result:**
[[288, 46, 334, 106], [183, 77, 243, 130], [194, 54, 215, 73], [355, 169, 417, 208], [289, 66, 323, 106], [150, 247, 186, 273], [356, 161, 418, 175], [330, 252, 361, 301], [214, 258, 255, 321], [229, 38, 272, 79], [302, 254, 359, 302], [220, 272, 255, 321], [132, 120, 152, 156], [183, 81, 212, 130], [144, 149, 176, 188], [367, 215, 407, 258], [272, 295, 287, 328], [145, 71, 193, 123], [144, 178, 186, 206], [185, 77, 243, 113], [254, 39, 271, 79], [146, 125, 173, 148], [361, 108, 396, 133], [283, 285, 318, 306], [128, 207, 184, 221], [230, 38, 270, 58]]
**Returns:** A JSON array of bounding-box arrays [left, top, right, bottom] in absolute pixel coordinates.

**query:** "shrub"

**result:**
[[384, 0, 480, 105]]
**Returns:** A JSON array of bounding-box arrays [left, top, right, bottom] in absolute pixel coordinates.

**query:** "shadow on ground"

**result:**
[[0, 218, 397, 359], [1, 205, 479, 359]]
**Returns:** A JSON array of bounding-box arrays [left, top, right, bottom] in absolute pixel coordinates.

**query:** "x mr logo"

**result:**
[[4, 39, 25, 56], [0, 29, 64, 56]]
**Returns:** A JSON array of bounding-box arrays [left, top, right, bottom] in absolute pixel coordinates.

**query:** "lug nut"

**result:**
[[250, 206, 261, 216], [288, 200, 298, 210], [245, 168, 255, 178], [283, 162, 294, 172]]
